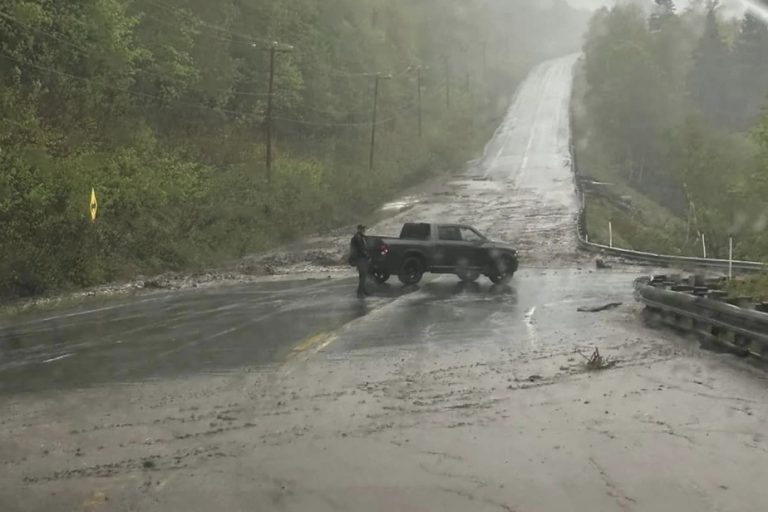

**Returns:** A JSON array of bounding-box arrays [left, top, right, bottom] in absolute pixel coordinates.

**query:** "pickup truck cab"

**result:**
[[367, 223, 519, 285]]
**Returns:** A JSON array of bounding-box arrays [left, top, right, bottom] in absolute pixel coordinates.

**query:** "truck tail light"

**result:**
[[379, 243, 389, 256]]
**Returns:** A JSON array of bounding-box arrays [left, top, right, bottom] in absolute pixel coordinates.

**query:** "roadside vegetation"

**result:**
[[574, 1, 768, 263], [0, 0, 589, 299], [727, 273, 768, 301]]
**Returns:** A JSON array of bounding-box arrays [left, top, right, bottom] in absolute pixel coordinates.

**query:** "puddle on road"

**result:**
[[381, 196, 421, 212]]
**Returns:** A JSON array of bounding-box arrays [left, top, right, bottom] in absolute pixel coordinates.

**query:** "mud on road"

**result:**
[[3, 304, 768, 512], [3, 55, 768, 512]]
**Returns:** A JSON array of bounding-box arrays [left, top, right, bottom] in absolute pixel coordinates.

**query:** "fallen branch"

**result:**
[[577, 347, 618, 371], [577, 302, 622, 313]]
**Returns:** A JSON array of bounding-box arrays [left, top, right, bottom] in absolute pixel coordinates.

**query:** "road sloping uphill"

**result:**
[[3, 56, 768, 512]]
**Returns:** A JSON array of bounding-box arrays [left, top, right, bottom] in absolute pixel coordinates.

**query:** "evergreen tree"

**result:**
[[688, 3, 731, 124], [650, 0, 676, 31], [0, 0, 590, 297], [732, 12, 768, 130]]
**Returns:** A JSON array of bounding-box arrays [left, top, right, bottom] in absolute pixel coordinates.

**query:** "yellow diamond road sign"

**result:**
[[90, 188, 98, 221]]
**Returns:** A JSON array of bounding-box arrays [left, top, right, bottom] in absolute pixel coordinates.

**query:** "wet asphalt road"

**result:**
[[8, 55, 768, 512], [0, 55, 597, 394], [0, 269, 634, 394]]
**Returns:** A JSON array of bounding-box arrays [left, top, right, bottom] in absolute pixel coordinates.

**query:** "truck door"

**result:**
[[457, 227, 488, 269], [435, 226, 465, 270]]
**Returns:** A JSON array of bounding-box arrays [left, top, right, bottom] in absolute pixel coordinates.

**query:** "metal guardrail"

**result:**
[[568, 77, 768, 357], [577, 237, 767, 273], [634, 276, 768, 359], [568, 111, 767, 274]]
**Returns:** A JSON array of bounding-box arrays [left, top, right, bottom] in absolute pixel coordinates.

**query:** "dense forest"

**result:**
[[0, 0, 589, 298], [576, 0, 768, 259]]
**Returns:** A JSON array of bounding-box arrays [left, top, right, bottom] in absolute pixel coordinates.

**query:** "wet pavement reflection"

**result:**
[[0, 269, 635, 394]]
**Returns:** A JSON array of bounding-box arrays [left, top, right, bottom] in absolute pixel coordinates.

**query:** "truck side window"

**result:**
[[401, 223, 430, 240], [459, 228, 484, 242], [438, 226, 462, 241]]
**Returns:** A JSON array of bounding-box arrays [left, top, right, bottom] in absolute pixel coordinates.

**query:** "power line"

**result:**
[[295, 102, 375, 117], [0, 7, 406, 117], [0, 50, 250, 119], [0, 8, 234, 91], [0, 3, 438, 102], [0, 50, 419, 131], [0, 5, 438, 142], [140, 0, 278, 46], [0, 10, 93, 55], [0, 45, 416, 124], [273, 102, 418, 128], [141, 1, 415, 81]]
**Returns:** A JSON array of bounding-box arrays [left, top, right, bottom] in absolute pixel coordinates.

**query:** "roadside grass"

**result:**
[[727, 274, 768, 302], [573, 63, 691, 256], [583, 194, 689, 255]]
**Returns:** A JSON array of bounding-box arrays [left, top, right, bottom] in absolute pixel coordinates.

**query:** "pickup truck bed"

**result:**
[[366, 222, 518, 285]]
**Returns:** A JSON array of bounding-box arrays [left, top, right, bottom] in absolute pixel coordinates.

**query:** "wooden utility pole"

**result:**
[[465, 68, 470, 93], [259, 41, 293, 184], [444, 57, 451, 109], [410, 65, 427, 137], [417, 66, 423, 137], [482, 40, 487, 78], [369, 73, 391, 171]]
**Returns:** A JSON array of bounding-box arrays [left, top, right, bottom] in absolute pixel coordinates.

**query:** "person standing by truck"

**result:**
[[350, 224, 371, 298]]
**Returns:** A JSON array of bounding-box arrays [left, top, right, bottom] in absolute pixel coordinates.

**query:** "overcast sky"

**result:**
[[566, 0, 613, 8], [565, 0, 768, 14]]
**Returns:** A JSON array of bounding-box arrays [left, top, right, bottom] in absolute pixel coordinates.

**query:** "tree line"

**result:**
[[0, 0, 588, 298], [577, 0, 768, 259]]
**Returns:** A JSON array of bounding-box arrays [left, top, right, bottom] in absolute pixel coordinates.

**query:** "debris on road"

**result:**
[[595, 258, 612, 270], [578, 347, 617, 371], [577, 302, 623, 313]]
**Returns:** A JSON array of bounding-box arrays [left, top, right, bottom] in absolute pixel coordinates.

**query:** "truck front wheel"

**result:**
[[399, 257, 425, 285], [489, 256, 516, 284]]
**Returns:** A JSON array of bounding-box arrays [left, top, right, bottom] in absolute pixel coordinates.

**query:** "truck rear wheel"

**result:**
[[371, 268, 390, 284], [399, 257, 425, 285]]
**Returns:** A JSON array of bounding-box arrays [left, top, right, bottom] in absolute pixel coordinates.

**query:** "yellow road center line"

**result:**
[[287, 289, 423, 360], [291, 331, 334, 354]]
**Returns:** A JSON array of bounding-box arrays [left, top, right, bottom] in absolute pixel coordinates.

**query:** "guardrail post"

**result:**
[[729, 236, 734, 280], [609, 221, 613, 248]]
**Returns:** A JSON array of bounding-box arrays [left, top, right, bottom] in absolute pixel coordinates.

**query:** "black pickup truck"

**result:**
[[366, 223, 519, 285]]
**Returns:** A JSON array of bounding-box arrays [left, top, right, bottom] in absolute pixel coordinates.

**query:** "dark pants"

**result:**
[[356, 259, 370, 297]]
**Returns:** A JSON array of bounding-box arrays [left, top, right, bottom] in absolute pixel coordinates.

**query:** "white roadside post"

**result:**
[[701, 233, 707, 259], [609, 221, 613, 248], [729, 235, 734, 280]]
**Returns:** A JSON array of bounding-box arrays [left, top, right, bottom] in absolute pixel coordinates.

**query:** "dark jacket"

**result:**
[[350, 232, 370, 262]]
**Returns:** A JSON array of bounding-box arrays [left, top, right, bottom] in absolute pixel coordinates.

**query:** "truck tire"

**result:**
[[372, 268, 391, 284], [399, 256, 425, 285], [489, 256, 516, 284]]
